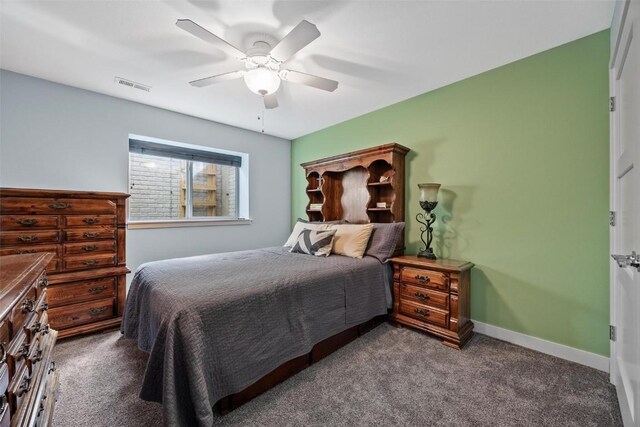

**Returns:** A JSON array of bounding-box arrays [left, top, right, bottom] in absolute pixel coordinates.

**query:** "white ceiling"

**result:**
[[1, 1, 614, 140]]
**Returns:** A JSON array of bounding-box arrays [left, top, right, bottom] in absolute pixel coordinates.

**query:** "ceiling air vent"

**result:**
[[114, 76, 151, 92]]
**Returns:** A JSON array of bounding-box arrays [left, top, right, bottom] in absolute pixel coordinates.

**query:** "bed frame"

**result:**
[[216, 143, 409, 413]]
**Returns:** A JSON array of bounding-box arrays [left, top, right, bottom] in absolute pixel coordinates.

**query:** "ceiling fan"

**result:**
[[177, 19, 339, 109]]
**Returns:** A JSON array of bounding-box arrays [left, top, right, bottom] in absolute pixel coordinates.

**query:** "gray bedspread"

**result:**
[[121, 246, 391, 427]]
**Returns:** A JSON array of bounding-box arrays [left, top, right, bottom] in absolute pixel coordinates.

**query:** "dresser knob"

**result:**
[[83, 260, 98, 266], [88, 307, 108, 315], [82, 217, 99, 224], [16, 218, 38, 226], [17, 235, 37, 242], [414, 308, 430, 317], [17, 376, 31, 396], [40, 303, 49, 313], [21, 298, 35, 313], [414, 292, 430, 301], [39, 277, 48, 288], [415, 275, 430, 283], [88, 286, 107, 294], [83, 232, 99, 239], [82, 245, 99, 252], [48, 202, 71, 210]]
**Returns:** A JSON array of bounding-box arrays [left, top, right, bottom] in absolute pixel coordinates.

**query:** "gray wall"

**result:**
[[0, 70, 291, 278]]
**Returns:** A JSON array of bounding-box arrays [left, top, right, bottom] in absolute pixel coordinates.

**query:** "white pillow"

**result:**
[[284, 220, 331, 247], [328, 223, 374, 258]]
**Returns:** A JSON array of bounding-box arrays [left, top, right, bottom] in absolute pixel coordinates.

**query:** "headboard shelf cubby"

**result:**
[[301, 143, 409, 252]]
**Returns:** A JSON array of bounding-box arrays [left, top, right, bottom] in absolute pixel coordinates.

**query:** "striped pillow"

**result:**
[[290, 228, 337, 257]]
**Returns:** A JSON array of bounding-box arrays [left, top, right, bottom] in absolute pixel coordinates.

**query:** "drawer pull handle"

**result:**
[[16, 249, 37, 254], [17, 376, 31, 396], [415, 275, 431, 283], [83, 260, 98, 266], [48, 361, 56, 374], [17, 235, 38, 242], [88, 286, 107, 294], [0, 343, 6, 364], [17, 343, 30, 360], [31, 321, 42, 334], [88, 307, 108, 315], [414, 292, 430, 301], [40, 303, 49, 312], [49, 202, 71, 210], [83, 218, 99, 224], [38, 395, 47, 416], [30, 348, 43, 364], [16, 218, 38, 226], [82, 245, 99, 252], [39, 277, 48, 288], [22, 298, 35, 313], [83, 232, 99, 238], [414, 308, 430, 317]]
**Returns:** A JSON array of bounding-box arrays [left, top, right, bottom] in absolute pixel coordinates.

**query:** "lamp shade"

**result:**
[[244, 67, 281, 96], [418, 183, 441, 203]]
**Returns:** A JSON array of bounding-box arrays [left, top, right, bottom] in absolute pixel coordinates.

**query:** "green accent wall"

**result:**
[[291, 31, 610, 356]]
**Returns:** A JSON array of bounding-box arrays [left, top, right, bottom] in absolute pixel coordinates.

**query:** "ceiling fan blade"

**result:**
[[269, 20, 320, 62], [176, 19, 245, 59], [280, 69, 338, 92], [264, 94, 278, 109], [189, 70, 245, 87]]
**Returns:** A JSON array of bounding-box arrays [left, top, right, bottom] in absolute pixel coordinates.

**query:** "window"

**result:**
[[128, 136, 248, 225]]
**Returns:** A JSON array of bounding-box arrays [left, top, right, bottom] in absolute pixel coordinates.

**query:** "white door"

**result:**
[[610, 1, 640, 426]]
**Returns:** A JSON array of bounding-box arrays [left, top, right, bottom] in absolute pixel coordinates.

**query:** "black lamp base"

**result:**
[[417, 248, 437, 259]]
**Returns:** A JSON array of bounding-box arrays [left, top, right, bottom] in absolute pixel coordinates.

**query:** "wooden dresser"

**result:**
[[389, 256, 474, 349], [1, 253, 58, 427], [0, 188, 130, 338]]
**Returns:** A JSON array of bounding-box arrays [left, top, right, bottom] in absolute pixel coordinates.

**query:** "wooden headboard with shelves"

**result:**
[[300, 143, 410, 252]]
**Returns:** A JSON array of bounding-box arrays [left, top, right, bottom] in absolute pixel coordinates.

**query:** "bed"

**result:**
[[121, 143, 409, 426], [121, 246, 392, 426]]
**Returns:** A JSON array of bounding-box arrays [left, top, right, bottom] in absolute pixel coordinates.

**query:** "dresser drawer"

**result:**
[[399, 283, 449, 311], [400, 267, 449, 291], [7, 364, 31, 416], [25, 311, 49, 345], [0, 245, 59, 273], [1, 197, 116, 215], [11, 287, 37, 335], [0, 231, 60, 246], [64, 227, 116, 242], [399, 300, 448, 328], [0, 215, 59, 230], [63, 240, 116, 256], [5, 333, 29, 380], [63, 254, 116, 271], [0, 320, 10, 351], [48, 298, 114, 330], [48, 277, 116, 307], [63, 214, 117, 228]]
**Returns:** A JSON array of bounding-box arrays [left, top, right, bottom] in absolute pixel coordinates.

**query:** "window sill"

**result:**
[[128, 218, 252, 230]]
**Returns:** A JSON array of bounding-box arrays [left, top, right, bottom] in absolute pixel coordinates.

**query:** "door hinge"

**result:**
[[610, 211, 616, 226], [610, 96, 615, 112], [610, 325, 616, 341]]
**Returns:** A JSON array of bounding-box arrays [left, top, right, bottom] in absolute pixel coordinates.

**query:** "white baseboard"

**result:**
[[472, 320, 609, 372]]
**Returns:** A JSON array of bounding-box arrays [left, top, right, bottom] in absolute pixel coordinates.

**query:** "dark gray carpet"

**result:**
[[52, 324, 622, 427]]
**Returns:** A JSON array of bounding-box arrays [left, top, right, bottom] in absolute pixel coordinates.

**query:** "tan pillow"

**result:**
[[284, 220, 331, 247], [329, 223, 374, 258]]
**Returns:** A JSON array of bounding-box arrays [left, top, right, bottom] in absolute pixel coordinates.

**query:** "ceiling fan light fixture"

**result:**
[[244, 67, 281, 96]]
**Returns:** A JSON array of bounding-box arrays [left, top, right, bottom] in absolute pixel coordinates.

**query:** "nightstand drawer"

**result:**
[[400, 300, 448, 328], [400, 283, 448, 311], [401, 267, 448, 291]]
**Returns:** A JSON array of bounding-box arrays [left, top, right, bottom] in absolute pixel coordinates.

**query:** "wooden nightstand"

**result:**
[[389, 256, 474, 349]]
